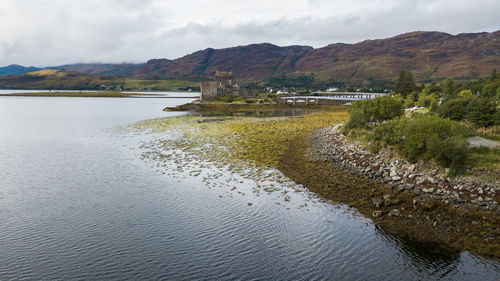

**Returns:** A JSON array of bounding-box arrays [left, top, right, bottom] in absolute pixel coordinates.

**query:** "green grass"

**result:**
[[122, 79, 199, 90], [468, 147, 500, 180]]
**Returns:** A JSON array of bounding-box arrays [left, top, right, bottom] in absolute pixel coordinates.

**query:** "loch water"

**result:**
[[0, 94, 498, 280]]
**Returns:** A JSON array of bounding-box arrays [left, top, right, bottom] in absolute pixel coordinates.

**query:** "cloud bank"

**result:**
[[0, 0, 498, 66]]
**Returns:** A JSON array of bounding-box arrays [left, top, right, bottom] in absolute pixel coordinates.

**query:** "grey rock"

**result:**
[[412, 198, 419, 208], [384, 197, 392, 207], [389, 209, 401, 217], [372, 198, 383, 209]]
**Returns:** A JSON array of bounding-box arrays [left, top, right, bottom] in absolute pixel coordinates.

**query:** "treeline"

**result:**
[[394, 69, 499, 127], [244, 74, 392, 93]]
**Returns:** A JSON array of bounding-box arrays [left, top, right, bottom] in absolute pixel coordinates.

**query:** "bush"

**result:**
[[346, 95, 404, 129], [438, 96, 475, 120], [404, 93, 417, 108], [372, 115, 469, 172], [457, 89, 475, 99], [345, 108, 366, 130], [429, 136, 468, 174], [429, 99, 439, 112], [417, 93, 439, 108]]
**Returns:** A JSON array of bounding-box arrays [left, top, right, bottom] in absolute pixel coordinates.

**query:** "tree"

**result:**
[[457, 89, 475, 99], [466, 98, 500, 127], [394, 71, 416, 97], [441, 78, 455, 101], [489, 68, 498, 81], [482, 77, 500, 98], [438, 96, 475, 120]]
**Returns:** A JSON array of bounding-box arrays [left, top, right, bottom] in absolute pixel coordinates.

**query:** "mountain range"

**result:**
[[1, 30, 499, 85], [0, 64, 41, 76]]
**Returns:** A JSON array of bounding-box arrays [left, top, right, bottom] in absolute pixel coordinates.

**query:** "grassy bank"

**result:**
[[131, 107, 499, 260]]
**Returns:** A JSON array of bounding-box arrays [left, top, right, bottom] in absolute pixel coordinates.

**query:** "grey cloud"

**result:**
[[0, 0, 498, 66]]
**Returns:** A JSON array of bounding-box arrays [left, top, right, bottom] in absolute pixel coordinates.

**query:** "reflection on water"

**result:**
[[0, 95, 498, 280]]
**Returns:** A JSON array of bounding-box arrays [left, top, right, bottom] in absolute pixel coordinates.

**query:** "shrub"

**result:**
[[428, 136, 468, 174], [417, 93, 439, 108], [417, 93, 431, 107], [346, 95, 404, 129], [457, 89, 475, 99], [371, 115, 469, 172], [373, 95, 405, 120], [438, 96, 475, 120], [345, 108, 366, 130], [404, 93, 417, 108], [429, 99, 439, 112]]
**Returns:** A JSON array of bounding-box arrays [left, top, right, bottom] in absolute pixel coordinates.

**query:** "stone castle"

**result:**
[[200, 71, 255, 102]]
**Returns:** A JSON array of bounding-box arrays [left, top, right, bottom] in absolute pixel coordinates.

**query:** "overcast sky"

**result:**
[[0, 0, 499, 66]]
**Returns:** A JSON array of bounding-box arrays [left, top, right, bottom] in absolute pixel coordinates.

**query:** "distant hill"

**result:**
[[131, 31, 500, 83], [0, 64, 41, 76], [293, 31, 500, 82], [0, 69, 113, 89], [133, 44, 313, 81], [0, 69, 198, 90], [54, 63, 144, 76]]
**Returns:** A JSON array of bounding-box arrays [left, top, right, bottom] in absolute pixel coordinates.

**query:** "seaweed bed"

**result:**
[[129, 105, 499, 260]]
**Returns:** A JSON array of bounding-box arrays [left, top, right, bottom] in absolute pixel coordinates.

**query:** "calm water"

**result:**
[[0, 94, 498, 280]]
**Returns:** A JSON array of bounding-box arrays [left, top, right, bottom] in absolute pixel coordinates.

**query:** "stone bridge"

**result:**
[[280, 92, 388, 106]]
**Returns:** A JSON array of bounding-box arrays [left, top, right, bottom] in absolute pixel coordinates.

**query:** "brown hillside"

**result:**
[[294, 31, 500, 82], [132, 31, 500, 82], [133, 44, 313, 80]]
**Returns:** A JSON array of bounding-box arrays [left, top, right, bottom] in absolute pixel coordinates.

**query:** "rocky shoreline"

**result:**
[[310, 125, 500, 214]]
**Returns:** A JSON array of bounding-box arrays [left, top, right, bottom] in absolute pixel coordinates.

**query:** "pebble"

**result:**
[[390, 209, 401, 217], [372, 198, 383, 209]]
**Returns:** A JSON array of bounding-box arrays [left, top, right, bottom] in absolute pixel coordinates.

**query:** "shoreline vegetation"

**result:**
[[134, 101, 499, 260]]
